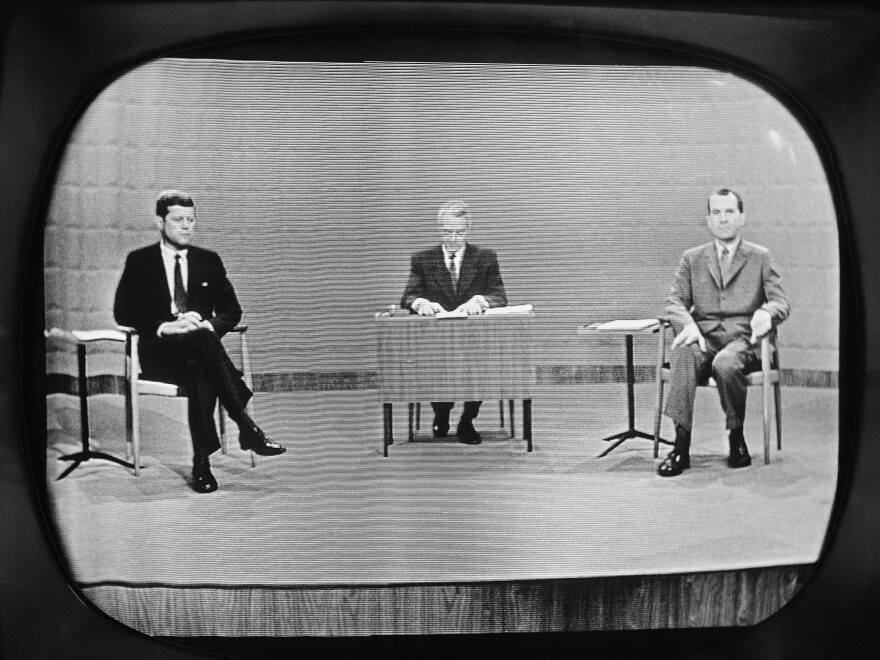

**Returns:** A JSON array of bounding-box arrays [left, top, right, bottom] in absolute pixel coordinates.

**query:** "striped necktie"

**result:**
[[720, 246, 732, 286], [448, 252, 459, 289], [174, 254, 188, 313]]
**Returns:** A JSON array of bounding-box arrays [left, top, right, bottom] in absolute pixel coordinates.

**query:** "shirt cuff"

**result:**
[[156, 322, 170, 337], [411, 298, 430, 311]]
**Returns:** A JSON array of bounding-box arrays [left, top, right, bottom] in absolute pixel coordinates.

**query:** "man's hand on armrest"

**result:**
[[671, 322, 706, 352], [749, 308, 773, 345]]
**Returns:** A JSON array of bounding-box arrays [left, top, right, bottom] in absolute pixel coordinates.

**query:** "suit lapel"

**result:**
[[431, 246, 457, 300], [186, 247, 198, 293], [724, 242, 749, 286], [703, 243, 723, 289], [457, 244, 477, 296], [149, 243, 172, 308]]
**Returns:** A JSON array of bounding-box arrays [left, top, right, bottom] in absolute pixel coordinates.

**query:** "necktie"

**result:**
[[448, 253, 458, 291], [174, 254, 188, 313], [720, 246, 732, 286]]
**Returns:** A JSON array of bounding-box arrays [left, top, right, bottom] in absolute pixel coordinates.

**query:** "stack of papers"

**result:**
[[586, 319, 660, 332], [483, 304, 534, 316], [435, 304, 534, 319]]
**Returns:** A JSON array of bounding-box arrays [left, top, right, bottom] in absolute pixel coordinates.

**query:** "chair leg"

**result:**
[[774, 382, 782, 451], [508, 399, 515, 438], [415, 402, 421, 430], [762, 383, 773, 466], [653, 324, 667, 459], [499, 400, 505, 429], [408, 403, 415, 442], [653, 378, 664, 459], [126, 338, 141, 477], [217, 404, 227, 455], [124, 375, 133, 466]]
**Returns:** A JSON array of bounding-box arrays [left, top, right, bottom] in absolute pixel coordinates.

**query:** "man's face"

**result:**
[[706, 193, 744, 242], [438, 213, 470, 252], [156, 205, 196, 250]]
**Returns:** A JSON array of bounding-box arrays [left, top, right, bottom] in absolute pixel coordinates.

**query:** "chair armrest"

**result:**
[[45, 327, 128, 344], [231, 325, 248, 333]]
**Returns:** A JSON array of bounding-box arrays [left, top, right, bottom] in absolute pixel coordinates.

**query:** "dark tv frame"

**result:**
[[2, 1, 877, 657]]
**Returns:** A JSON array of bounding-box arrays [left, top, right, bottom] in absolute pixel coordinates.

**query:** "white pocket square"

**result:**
[[201, 281, 208, 287]]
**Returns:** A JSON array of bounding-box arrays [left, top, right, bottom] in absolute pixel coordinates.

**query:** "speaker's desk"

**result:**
[[375, 311, 536, 456]]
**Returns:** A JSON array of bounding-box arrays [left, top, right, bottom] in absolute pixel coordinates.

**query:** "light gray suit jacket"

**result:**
[[665, 240, 790, 338]]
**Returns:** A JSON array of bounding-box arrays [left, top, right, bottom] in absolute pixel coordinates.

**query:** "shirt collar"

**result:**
[[161, 240, 188, 260], [442, 244, 465, 261], [715, 237, 740, 259]]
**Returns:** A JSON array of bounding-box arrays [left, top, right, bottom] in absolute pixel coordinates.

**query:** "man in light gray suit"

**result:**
[[659, 188, 790, 477]]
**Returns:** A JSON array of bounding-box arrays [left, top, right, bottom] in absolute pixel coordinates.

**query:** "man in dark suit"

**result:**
[[400, 200, 507, 445], [659, 188, 790, 477], [114, 190, 285, 493]]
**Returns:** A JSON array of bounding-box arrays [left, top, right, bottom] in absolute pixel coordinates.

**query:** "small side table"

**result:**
[[577, 319, 674, 457]]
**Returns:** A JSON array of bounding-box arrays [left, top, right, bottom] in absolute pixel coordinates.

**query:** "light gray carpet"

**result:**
[[46, 384, 837, 587]]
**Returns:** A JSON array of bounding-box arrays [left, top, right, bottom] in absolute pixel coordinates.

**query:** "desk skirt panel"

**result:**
[[375, 315, 536, 401]]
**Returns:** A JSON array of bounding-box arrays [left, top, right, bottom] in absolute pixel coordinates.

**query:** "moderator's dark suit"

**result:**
[[114, 243, 252, 456], [400, 243, 508, 420], [664, 240, 790, 430], [400, 243, 507, 312]]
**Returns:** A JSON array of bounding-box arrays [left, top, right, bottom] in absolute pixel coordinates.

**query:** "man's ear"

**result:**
[[154, 215, 164, 232]]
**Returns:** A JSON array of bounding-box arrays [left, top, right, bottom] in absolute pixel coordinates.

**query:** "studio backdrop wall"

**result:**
[[44, 58, 838, 387]]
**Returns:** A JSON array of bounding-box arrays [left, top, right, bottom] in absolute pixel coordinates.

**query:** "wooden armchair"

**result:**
[[46, 325, 254, 477], [652, 320, 782, 465]]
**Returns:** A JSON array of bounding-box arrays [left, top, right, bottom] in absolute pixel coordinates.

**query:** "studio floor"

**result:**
[[45, 384, 837, 591]]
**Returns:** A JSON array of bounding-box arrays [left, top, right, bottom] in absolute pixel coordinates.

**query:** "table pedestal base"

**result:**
[[598, 429, 671, 458]]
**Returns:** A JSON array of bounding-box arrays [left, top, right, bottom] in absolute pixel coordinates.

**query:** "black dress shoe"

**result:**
[[239, 426, 287, 456], [728, 429, 752, 468], [658, 448, 690, 476], [456, 418, 482, 445], [658, 424, 691, 477], [192, 455, 218, 493], [433, 414, 450, 438]]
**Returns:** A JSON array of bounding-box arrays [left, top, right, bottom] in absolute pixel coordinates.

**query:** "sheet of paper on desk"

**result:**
[[483, 304, 534, 316], [590, 318, 660, 332], [435, 304, 534, 319]]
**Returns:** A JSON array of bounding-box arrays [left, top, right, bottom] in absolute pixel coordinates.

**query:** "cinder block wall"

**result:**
[[44, 59, 839, 381]]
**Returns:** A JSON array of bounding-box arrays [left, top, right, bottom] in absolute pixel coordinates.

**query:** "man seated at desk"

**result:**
[[400, 199, 507, 445], [659, 188, 790, 477]]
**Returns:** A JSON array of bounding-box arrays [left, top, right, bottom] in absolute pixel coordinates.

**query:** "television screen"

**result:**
[[4, 2, 877, 657]]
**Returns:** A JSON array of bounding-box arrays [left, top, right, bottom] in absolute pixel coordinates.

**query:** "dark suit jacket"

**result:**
[[665, 240, 790, 338], [114, 243, 242, 381], [400, 243, 507, 312]]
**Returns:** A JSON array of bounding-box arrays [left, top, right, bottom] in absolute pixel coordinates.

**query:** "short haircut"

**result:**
[[437, 199, 471, 225], [708, 188, 743, 213], [156, 190, 195, 219]]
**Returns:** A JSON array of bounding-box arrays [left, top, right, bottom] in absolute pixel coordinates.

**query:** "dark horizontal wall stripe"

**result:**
[[47, 366, 838, 396], [537, 364, 659, 385], [46, 374, 128, 397], [254, 371, 377, 392]]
